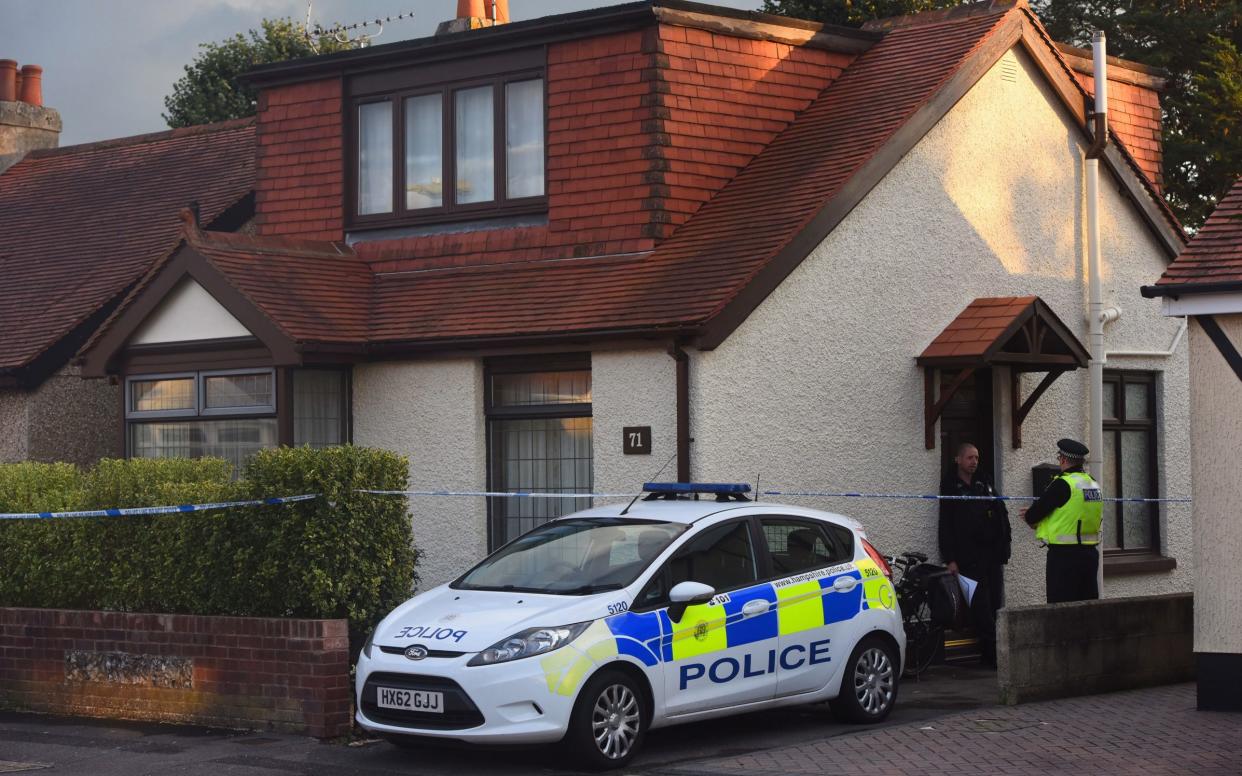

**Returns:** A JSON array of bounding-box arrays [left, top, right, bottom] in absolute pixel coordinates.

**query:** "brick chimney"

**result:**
[[1, 59, 61, 174], [436, 0, 509, 35]]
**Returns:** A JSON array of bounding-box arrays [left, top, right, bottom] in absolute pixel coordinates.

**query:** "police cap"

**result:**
[[1057, 438, 1089, 458]]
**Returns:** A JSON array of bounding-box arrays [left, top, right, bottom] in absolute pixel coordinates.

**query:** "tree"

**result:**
[[163, 18, 349, 128], [761, 0, 961, 26], [763, 1, 1242, 228], [1033, 1, 1242, 228]]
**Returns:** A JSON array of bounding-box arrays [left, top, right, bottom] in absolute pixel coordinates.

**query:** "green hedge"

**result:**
[[0, 447, 417, 648]]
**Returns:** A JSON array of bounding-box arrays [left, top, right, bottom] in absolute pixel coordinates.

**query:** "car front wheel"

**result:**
[[565, 668, 647, 770], [830, 634, 899, 724]]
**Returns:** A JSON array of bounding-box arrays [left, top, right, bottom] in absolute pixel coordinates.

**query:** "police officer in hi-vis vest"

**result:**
[[1021, 438, 1104, 603]]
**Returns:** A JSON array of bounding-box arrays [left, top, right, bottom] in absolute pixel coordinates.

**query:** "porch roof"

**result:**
[[917, 296, 1089, 371]]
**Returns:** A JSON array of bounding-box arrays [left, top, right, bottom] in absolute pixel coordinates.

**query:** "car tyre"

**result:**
[[830, 634, 899, 724], [565, 668, 647, 771]]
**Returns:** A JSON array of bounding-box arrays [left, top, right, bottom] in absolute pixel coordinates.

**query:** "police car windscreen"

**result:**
[[455, 518, 686, 595]]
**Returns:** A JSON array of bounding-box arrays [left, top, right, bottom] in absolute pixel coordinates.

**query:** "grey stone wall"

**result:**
[[998, 593, 1194, 704], [0, 367, 121, 466]]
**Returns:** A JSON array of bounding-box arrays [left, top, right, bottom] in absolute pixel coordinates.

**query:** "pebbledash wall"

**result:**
[[0, 608, 351, 738], [1188, 315, 1242, 657], [354, 47, 1191, 608], [0, 366, 121, 466], [689, 48, 1190, 607], [351, 348, 677, 589]]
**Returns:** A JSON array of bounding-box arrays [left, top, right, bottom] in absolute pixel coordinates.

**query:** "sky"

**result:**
[[1, 0, 762, 146]]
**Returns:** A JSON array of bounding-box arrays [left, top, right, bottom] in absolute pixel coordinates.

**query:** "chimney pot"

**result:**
[[457, 0, 486, 19], [492, 0, 509, 23], [19, 64, 42, 107], [0, 60, 16, 102]]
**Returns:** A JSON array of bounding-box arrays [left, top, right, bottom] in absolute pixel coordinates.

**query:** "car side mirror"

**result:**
[[668, 581, 715, 624]]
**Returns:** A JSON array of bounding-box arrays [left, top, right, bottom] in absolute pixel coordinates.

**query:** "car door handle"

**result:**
[[741, 600, 770, 617], [833, 577, 859, 592]]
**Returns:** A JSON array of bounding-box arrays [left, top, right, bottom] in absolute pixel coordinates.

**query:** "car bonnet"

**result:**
[[372, 584, 621, 653]]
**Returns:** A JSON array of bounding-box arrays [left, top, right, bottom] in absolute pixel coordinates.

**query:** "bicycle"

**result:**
[[886, 551, 947, 678]]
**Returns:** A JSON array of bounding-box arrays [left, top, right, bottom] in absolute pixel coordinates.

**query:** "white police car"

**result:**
[[356, 483, 904, 769]]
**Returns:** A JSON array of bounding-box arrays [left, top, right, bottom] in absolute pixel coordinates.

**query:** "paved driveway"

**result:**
[[0, 664, 997, 775]]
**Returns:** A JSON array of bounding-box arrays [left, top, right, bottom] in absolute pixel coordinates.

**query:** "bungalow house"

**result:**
[[0, 65, 255, 465], [1141, 177, 1242, 711], [76, 0, 1191, 605]]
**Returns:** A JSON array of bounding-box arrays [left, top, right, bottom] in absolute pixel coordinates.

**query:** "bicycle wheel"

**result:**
[[902, 599, 944, 677]]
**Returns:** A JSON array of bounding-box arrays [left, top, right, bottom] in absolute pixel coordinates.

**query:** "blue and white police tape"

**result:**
[[0, 493, 320, 521], [360, 488, 1190, 504], [358, 489, 635, 499], [760, 490, 1191, 504]]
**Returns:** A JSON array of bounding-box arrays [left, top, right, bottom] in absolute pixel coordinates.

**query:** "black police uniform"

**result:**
[[1024, 438, 1099, 603], [939, 472, 1011, 666]]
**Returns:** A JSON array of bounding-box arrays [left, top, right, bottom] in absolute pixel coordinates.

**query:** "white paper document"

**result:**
[[957, 573, 978, 606]]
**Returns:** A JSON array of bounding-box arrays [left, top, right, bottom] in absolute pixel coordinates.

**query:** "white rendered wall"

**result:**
[[352, 359, 488, 591], [690, 47, 1191, 607], [131, 278, 251, 344], [591, 349, 679, 497], [1188, 315, 1242, 654]]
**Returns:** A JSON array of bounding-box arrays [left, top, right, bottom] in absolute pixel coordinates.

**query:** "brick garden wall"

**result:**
[[0, 608, 350, 737]]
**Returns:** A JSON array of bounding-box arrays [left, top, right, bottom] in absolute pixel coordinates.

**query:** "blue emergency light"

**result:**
[[641, 482, 752, 502]]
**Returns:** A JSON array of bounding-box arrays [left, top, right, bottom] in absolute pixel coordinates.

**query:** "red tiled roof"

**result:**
[[80, 2, 1181, 359], [1150, 177, 1242, 289], [192, 232, 371, 344], [917, 295, 1089, 367], [0, 119, 255, 379], [919, 296, 1040, 360], [359, 4, 1025, 347]]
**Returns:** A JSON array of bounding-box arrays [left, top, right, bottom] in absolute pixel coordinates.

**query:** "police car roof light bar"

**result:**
[[641, 482, 752, 502]]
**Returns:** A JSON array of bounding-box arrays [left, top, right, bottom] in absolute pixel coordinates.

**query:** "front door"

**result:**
[[939, 367, 995, 482]]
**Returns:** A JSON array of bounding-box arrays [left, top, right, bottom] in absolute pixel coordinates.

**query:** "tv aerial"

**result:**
[[304, 3, 416, 50]]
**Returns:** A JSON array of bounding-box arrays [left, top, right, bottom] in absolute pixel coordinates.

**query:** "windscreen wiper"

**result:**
[[558, 583, 625, 596]]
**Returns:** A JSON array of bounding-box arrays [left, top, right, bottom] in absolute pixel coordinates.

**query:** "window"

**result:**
[[350, 75, 545, 226], [486, 359, 591, 547], [126, 368, 348, 471], [455, 518, 685, 595], [761, 519, 853, 575], [293, 370, 348, 448], [1100, 371, 1159, 553], [128, 370, 276, 472], [635, 521, 759, 610]]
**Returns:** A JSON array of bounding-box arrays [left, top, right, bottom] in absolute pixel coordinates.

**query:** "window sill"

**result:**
[[1104, 553, 1177, 575]]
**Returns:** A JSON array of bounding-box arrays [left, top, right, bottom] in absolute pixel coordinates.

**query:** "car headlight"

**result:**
[[362, 629, 376, 660], [467, 622, 590, 667]]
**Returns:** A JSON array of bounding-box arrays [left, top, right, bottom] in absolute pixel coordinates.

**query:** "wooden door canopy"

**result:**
[[917, 296, 1089, 449]]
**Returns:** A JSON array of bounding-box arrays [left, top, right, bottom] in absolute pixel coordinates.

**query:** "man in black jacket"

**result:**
[[939, 442, 1011, 667]]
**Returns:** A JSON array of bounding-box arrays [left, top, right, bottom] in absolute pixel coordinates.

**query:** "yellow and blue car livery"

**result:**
[[355, 494, 904, 753]]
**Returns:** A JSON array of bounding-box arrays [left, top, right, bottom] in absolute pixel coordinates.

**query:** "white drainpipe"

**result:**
[[1086, 31, 1108, 590]]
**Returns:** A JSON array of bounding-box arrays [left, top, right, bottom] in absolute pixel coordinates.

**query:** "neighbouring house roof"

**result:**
[[917, 296, 1089, 369], [1143, 177, 1242, 297], [79, 1, 1186, 371], [0, 118, 256, 387]]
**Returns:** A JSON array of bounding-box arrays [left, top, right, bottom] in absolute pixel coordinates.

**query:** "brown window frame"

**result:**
[[483, 354, 592, 551], [1101, 370, 1160, 555], [347, 70, 547, 231]]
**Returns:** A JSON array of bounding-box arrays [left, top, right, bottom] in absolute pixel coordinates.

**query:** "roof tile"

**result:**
[[1153, 177, 1242, 287], [0, 119, 255, 374]]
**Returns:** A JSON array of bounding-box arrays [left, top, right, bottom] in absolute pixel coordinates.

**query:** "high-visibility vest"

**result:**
[[1036, 471, 1103, 545]]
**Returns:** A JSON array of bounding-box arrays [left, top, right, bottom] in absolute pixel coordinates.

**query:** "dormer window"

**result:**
[[351, 68, 545, 228]]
